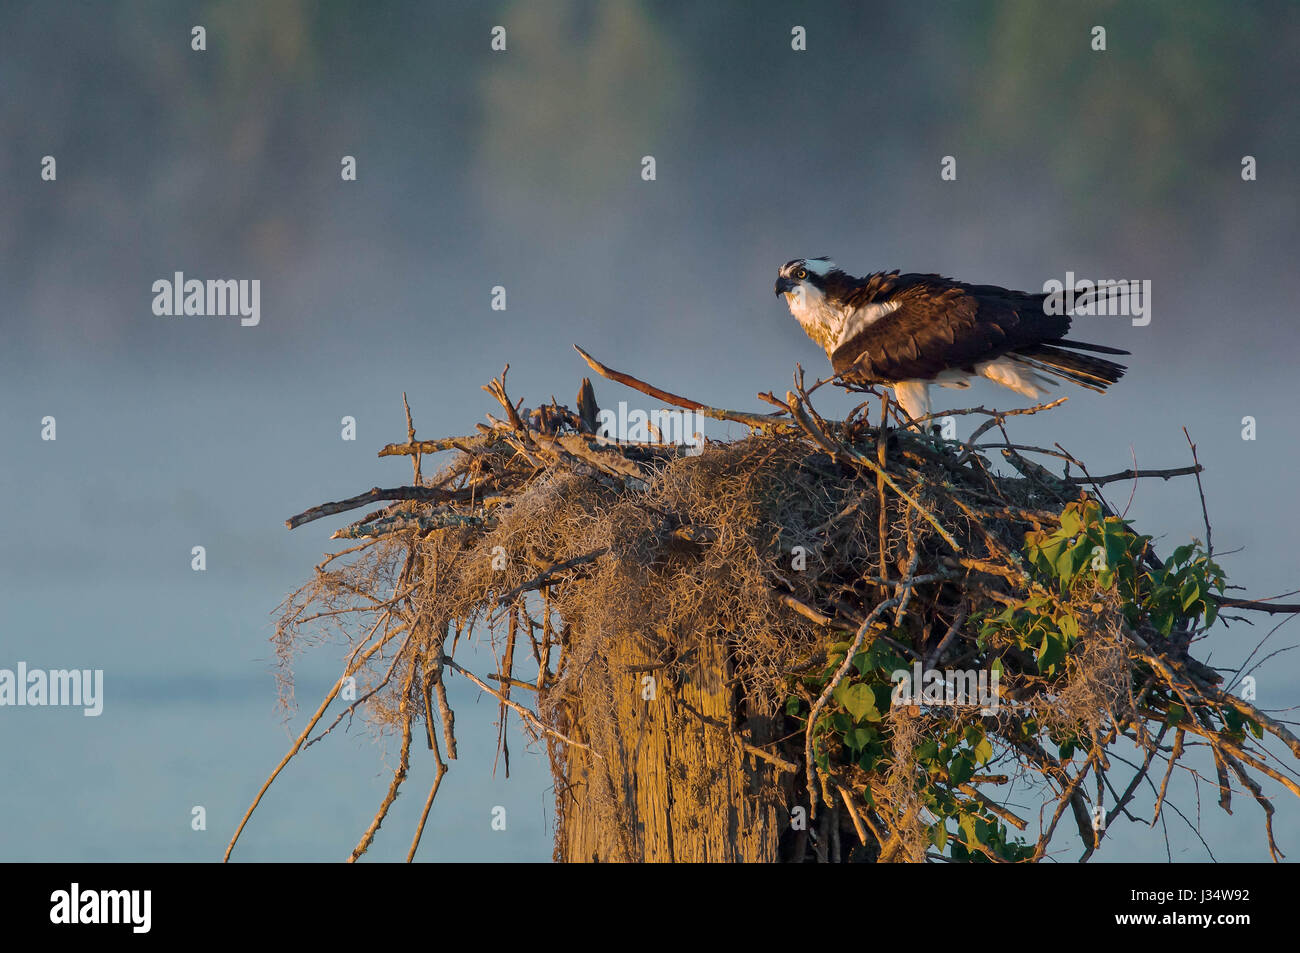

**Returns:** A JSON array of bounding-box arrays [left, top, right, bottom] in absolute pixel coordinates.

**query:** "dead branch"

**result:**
[[574, 344, 789, 431]]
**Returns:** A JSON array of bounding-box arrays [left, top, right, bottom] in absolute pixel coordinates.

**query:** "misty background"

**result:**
[[1, 0, 1297, 861]]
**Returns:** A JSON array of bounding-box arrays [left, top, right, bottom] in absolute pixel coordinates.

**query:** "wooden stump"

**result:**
[[556, 629, 792, 862]]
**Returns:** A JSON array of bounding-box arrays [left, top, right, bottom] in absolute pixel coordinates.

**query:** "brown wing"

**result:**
[[829, 274, 1071, 383]]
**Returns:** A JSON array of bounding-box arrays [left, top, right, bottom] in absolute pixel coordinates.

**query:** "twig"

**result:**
[[774, 590, 850, 630], [486, 673, 541, 693], [574, 344, 789, 431], [224, 624, 405, 862], [956, 398, 1069, 450], [483, 365, 528, 432], [1214, 596, 1300, 615], [1183, 428, 1212, 556], [407, 662, 450, 862], [741, 741, 798, 773], [348, 659, 418, 861], [378, 434, 493, 458], [406, 761, 447, 862], [836, 784, 871, 848], [1063, 464, 1202, 486], [403, 392, 421, 486], [287, 485, 477, 529], [442, 657, 602, 758]]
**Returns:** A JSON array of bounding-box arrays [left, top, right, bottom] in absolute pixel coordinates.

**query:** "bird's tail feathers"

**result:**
[[1010, 344, 1127, 393], [1053, 337, 1130, 356]]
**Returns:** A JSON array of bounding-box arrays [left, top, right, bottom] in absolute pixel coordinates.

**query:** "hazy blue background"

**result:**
[[1, 0, 1297, 861]]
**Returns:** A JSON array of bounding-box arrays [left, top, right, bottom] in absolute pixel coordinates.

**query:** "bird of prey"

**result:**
[[774, 258, 1129, 422]]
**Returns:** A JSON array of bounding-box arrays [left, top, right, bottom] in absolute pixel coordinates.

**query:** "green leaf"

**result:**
[[1070, 540, 1095, 577], [1104, 534, 1129, 578], [835, 682, 880, 723], [844, 726, 874, 752], [1054, 545, 1078, 583], [973, 736, 994, 766], [1062, 506, 1085, 534], [930, 822, 948, 851], [949, 754, 974, 785], [1223, 708, 1243, 735], [1037, 631, 1065, 675], [958, 813, 978, 846], [1037, 537, 1070, 575]]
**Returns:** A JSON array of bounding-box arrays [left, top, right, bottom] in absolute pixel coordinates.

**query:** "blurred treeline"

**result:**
[[2, 0, 1295, 339]]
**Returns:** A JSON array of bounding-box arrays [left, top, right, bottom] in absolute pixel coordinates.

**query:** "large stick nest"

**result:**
[[225, 349, 1300, 863]]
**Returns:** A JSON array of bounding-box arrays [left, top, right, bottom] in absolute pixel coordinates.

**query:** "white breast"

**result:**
[[835, 300, 900, 350], [783, 285, 842, 354], [784, 286, 902, 357]]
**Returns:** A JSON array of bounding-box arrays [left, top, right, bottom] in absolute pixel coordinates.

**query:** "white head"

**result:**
[[775, 257, 842, 354]]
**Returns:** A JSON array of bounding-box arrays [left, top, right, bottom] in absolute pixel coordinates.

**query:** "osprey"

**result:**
[[775, 258, 1129, 422]]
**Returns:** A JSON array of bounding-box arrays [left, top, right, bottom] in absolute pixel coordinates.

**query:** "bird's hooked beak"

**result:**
[[774, 276, 795, 295]]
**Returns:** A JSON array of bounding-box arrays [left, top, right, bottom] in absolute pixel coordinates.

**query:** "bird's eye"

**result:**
[[796, 268, 808, 279]]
